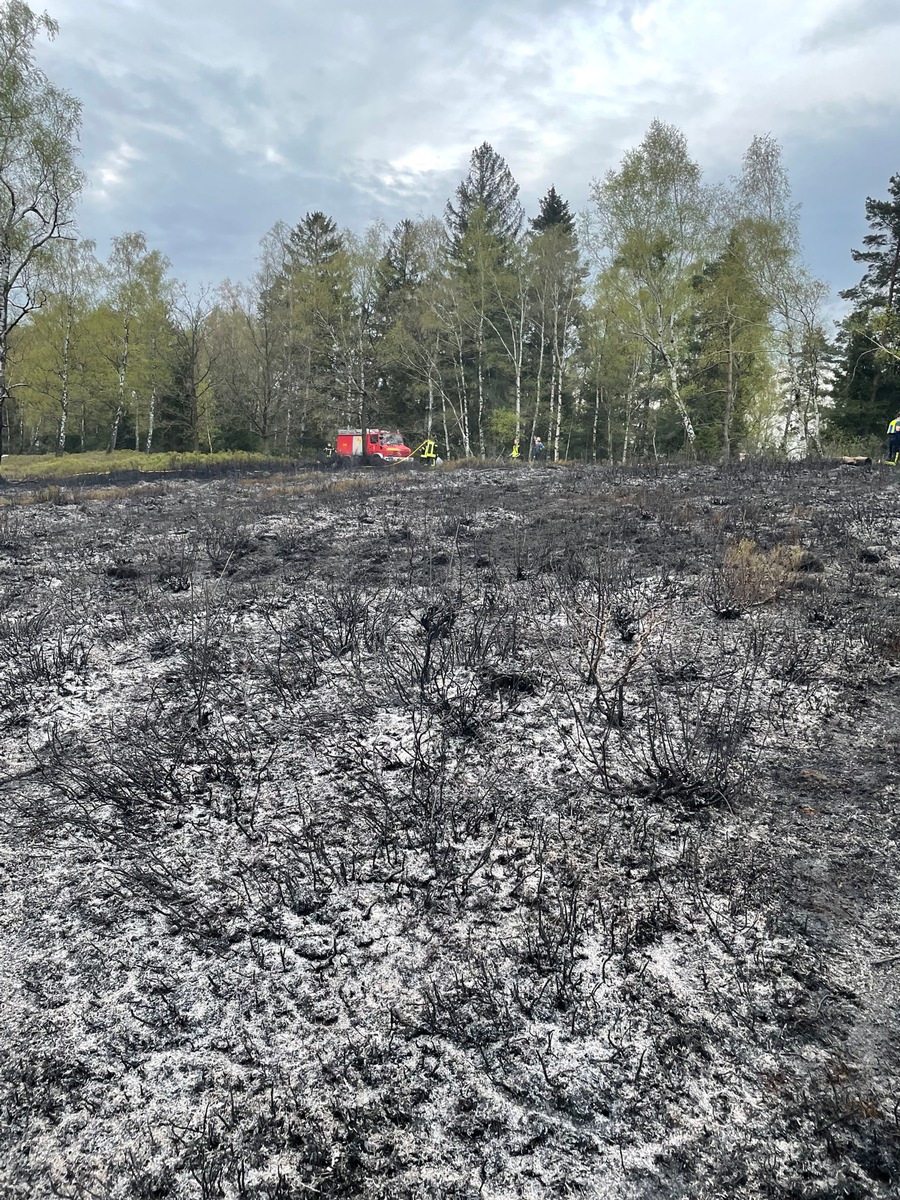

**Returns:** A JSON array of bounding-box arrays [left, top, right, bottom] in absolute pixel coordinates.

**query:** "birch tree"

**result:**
[[588, 121, 714, 452], [335, 224, 385, 432], [688, 226, 773, 460], [100, 232, 172, 452], [446, 144, 524, 455], [212, 274, 285, 453], [527, 191, 584, 459], [0, 1, 83, 471], [11, 236, 96, 452], [169, 285, 214, 454], [733, 135, 828, 452], [578, 285, 646, 463]]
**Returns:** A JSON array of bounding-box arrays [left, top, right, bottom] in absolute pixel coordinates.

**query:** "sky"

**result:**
[[32, 0, 900, 310]]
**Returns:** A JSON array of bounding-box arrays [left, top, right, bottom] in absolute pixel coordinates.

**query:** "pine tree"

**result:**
[[375, 219, 428, 331], [841, 175, 900, 312], [288, 212, 345, 277], [830, 174, 900, 441]]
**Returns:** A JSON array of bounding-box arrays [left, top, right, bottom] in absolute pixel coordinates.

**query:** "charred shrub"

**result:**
[[156, 535, 197, 591], [629, 642, 768, 812], [203, 512, 255, 573], [0, 505, 23, 552]]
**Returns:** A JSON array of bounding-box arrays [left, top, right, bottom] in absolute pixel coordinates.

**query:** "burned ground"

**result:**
[[0, 460, 898, 1199]]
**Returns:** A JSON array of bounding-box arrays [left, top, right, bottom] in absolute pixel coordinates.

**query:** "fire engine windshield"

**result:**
[[380, 433, 403, 445]]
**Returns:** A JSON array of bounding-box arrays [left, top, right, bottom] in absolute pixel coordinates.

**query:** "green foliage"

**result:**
[[531, 186, 575, 235], [1, 107, 830, 466], [486, 407, 519, 444], [243, 211, 359, 445], [0, 448, 292, 481], [830, 322, 900, 438], [842, 174, 900, 311], [445, 142, 524, 257], [0, 0, 84, 466], [589, 120, 717, 453], [684, 225, 774, 459], [830, 173, 900, 442], [373, 218, 432, 429]]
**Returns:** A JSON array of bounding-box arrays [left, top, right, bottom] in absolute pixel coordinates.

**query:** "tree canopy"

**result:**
[[830, 174, 900, 442], [1, 8, 870, 466], [0, 0, 83, 468]]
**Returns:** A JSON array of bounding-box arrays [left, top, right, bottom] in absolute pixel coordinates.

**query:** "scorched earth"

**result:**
[[1, 458, 898, 1199]]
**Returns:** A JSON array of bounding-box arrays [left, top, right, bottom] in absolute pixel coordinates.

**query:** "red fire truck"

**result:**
[[334, 429, 412, 462]]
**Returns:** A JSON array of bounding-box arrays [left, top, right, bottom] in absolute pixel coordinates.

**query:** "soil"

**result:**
[[1, 458, 898, 1199]]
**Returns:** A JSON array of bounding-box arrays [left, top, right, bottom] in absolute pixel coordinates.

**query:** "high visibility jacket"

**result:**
[[888, 418, 900, 436]]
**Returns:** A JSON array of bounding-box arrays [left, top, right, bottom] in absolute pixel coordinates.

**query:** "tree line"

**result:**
[[2, 1, 898, 464]]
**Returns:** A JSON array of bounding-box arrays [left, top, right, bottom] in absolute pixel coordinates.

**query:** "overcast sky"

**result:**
[[35, 0, 900, 307]]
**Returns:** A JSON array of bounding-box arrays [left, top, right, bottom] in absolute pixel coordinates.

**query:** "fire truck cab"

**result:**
[[335, 429, 412, 461]]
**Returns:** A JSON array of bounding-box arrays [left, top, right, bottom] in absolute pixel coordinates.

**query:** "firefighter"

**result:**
[[532, 436, 546, 463], [420, 439, 438, 467], [510, 437, 520, 459], [887, 414, 900, 463]]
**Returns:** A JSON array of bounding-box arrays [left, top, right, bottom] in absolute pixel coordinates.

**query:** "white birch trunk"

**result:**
[[146, 387, 156, 455], [109, 318, 129, 453], [57, 317, 71, 455]]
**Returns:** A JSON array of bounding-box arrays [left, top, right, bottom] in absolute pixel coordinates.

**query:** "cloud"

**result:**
[[803, 0, 900, 51], [91, 141, 143, 202], [31, 0, 900, 299]]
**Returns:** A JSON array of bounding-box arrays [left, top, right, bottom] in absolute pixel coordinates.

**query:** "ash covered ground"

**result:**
[[1, 460, 899, 1199]]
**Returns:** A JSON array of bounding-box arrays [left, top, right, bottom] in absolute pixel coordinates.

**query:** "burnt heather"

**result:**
[[1, 460, 898, 1198]]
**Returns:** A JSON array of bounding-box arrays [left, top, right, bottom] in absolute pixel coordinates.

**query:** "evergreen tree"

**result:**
[[830, 322, 900, 440], [378, 219, 428, 302], [842, 175, 900, 313], [830, 174, 900, 441], [685, 226, 772, 460], [282, 212, 354, 439], [374, 219, 429, 429], [527, 190, 585, 458], [445, 143, 524, 257], [443, 147, 526, 454], [287, 212, 347, 292], [530, 186, 575, 235]]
